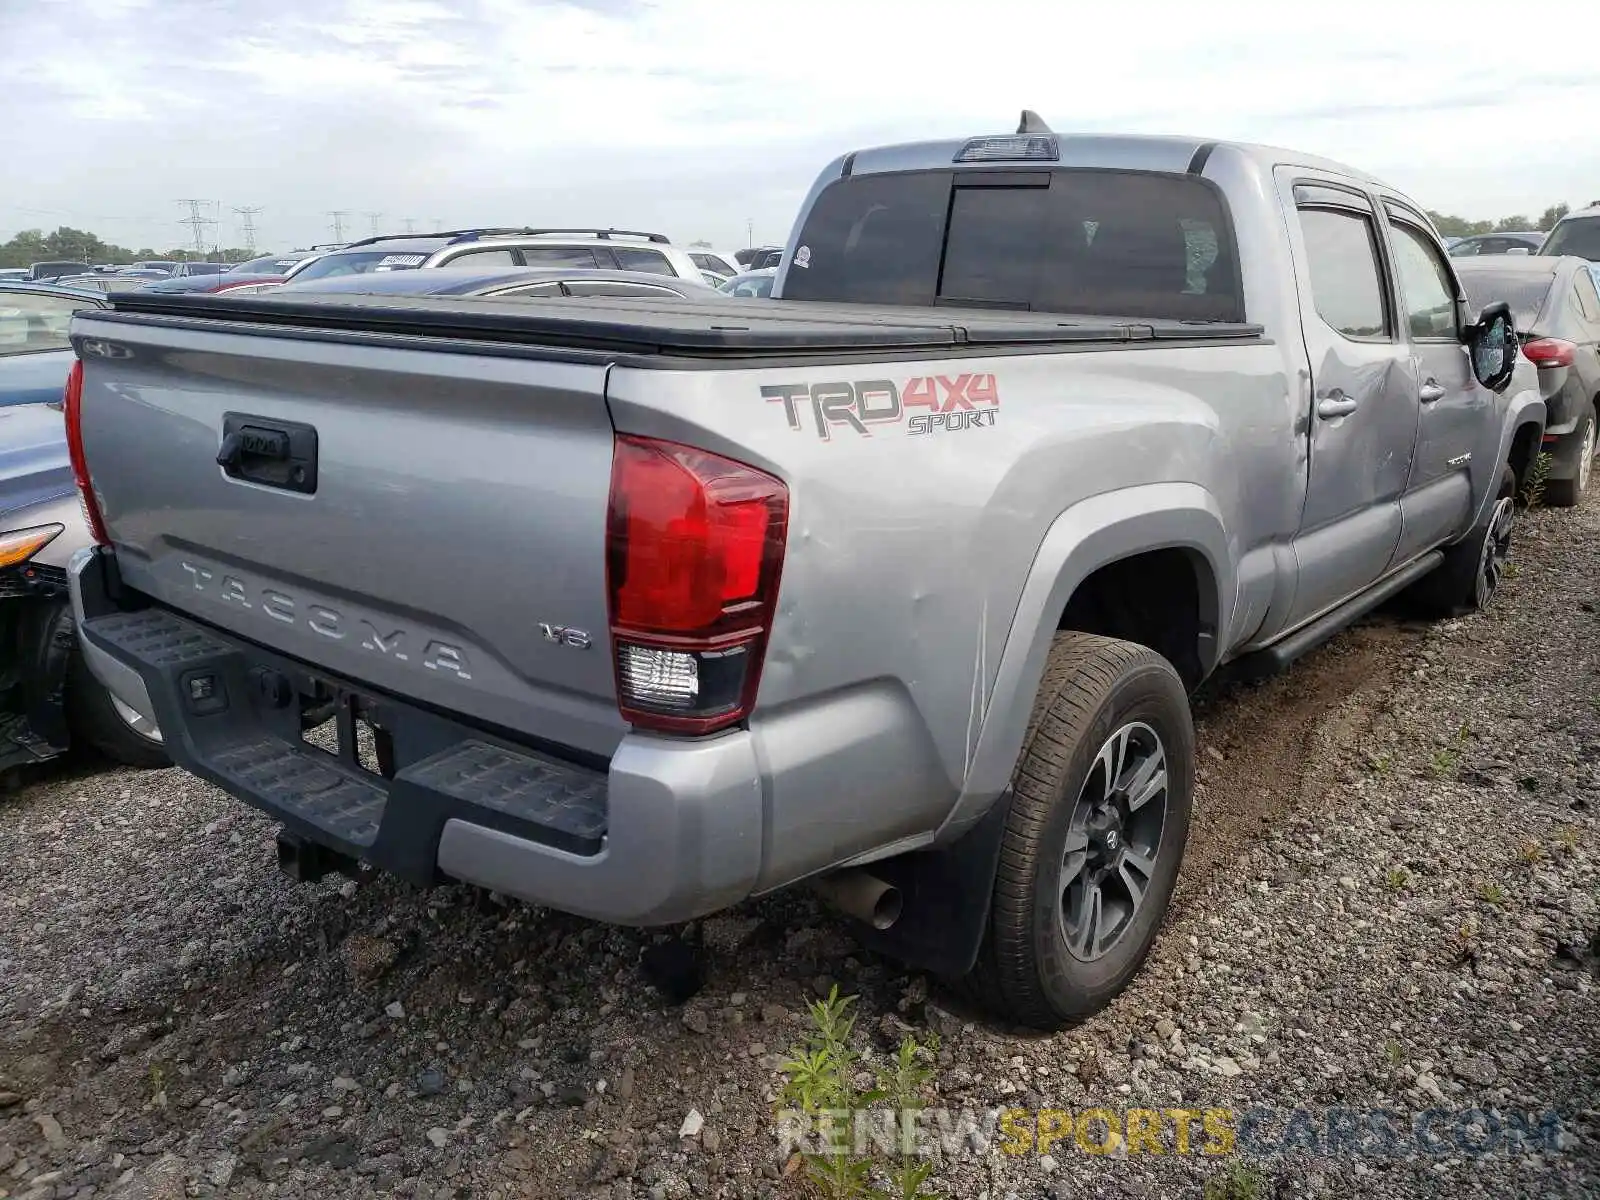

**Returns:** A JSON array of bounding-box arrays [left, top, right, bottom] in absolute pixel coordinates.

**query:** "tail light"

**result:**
[[63, 359, 111, 546], [1522, 337, 1576, 367], [605, 435, 788, 734]]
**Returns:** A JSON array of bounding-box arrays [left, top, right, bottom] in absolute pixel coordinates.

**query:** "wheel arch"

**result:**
[[943, 483, 1231, 839]]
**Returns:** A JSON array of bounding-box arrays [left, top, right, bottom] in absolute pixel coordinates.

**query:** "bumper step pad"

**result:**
[[80, 606, 609, 880]]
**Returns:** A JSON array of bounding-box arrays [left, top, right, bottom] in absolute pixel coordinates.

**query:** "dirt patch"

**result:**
[[1179, 618, 1427, 910]]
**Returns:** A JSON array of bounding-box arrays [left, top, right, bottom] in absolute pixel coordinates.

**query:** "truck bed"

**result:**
[[96, 290, 1264, 359]]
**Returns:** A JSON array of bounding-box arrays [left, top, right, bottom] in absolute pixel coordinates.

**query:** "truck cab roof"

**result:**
[[838, 127, 1385, 191]]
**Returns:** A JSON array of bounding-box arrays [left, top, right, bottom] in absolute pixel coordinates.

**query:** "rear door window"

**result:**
[[782, 167, 1243, 321], [447, 249, 517, 266], [1296, 208, 1390, 340], [612, 247, 678, 277], [519, 246, 600, 268]]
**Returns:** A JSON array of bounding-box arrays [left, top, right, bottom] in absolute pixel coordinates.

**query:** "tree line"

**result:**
[[3, 204, 1592, 271], [1425, 204, 1577, 238], [0, 226, 264, 270]]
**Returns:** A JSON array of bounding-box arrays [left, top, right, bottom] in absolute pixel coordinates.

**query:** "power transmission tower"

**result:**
[[401, 217, 417, 234], [364, 211, 384, 237], [431, 217, 443, 233], [233, 206, 264, 255], [176, 199, 217, 257], [327, 210, 353, 242]]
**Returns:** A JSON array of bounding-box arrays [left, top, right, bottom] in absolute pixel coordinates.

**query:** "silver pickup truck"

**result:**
[[66, 118, 1541, 1029]]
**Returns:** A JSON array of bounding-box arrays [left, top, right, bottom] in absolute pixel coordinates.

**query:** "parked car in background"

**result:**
[[68, 117, 1539, 1029], [143, 272, 295, 296], [170, 262, 226, 278], [115, 269, 173, 284], [43, 275, 117, 295], [281, 228, 705, 286], [734, 245, 783, 269], [230, 252, 319, 276], [0, 281, 107, 406], [127, 261, 177, 276], [0, 404, 168, 778], [26, 261, 92, 282], [0, 269, 28, 283], [1448, 232, 1544, 258], [1540, 204, 1600, 262], [688, 249, 742, 280], [1457, 255, 1600, 507], [718, 267, 775, 298], [281, 266, 718, 301]]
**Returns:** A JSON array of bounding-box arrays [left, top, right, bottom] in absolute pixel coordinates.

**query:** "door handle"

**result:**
[[1317, 393, 1359, 419], [1419, 380, 1447, 403]]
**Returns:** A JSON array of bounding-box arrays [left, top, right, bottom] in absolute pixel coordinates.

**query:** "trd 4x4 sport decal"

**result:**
[[761, 374, 999, 441]]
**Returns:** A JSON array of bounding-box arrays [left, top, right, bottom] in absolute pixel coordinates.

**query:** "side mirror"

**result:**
[[1505, 246, 1531, 256], [1463, 301, 1518, 392]]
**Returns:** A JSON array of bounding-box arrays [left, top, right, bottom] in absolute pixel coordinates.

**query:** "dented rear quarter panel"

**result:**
[[604, 339, 1295, 885]]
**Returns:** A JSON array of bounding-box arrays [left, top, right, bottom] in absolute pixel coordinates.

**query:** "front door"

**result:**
[[1280, 174, 1418, 628], [1381, 204, 1486, 563]]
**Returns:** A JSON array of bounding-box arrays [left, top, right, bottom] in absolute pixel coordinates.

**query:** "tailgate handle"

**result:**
[[218, 413, 319, 495]]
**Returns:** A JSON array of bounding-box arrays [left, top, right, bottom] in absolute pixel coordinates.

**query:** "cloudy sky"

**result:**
[[5, 0, 1598, 255]]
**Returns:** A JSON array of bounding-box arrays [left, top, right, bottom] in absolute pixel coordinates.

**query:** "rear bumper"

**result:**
[[68, 546, 764, 925]]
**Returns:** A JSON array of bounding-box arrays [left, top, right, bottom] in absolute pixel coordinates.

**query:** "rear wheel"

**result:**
[[1545, 412, 1595, 508], [66, 650, 170, 768], [1409, 464, 1517, 617], [958, 633, 1193, 1029]]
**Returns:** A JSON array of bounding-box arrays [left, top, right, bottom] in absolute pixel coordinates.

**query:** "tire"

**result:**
[[1545, 412, 1595, 509], [958, 633, 1194, 1030], [66, 649, 171, 769], [1408, 464, 1517, 617]]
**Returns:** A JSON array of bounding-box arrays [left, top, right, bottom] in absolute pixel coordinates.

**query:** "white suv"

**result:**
[[282, 228, 706, 285]]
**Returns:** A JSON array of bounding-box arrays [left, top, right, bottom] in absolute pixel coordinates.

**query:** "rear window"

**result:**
[[289, 251, 430, 281], [781, 168, 1243, 322], [1542, 216, 1600, 261], [29, 262, 90, 279], [1456, 269, 1554, 331], [0, 291, 85, 356]]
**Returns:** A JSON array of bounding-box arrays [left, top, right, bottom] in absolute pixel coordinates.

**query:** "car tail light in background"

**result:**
[[605, 435, 788, 734], [1522, 337, 1576, 367], [0, 523, 64, 568], [63, 359, 111, 545]]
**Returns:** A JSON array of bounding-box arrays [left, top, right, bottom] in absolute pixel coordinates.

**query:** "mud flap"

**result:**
[[845, 789, 1014, 978]]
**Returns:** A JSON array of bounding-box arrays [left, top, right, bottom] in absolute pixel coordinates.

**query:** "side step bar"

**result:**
[[1234, 550, 1443, 681]]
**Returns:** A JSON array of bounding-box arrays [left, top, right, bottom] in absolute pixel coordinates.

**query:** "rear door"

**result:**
[[1279, 173, 1417, 624], [1380, 201, 1485, 561]]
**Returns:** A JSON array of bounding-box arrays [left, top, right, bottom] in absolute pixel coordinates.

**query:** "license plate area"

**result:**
[[299, 684, 394, 779]]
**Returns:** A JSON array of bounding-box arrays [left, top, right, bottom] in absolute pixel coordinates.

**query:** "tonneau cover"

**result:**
[[95, 290, 1264, 357]]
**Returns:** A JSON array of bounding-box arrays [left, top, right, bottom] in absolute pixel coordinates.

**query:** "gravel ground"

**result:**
[[4, 501, 1600, 1200]]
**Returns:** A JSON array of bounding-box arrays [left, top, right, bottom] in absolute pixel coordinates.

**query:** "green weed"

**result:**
[[778, 986, 941, 1200]]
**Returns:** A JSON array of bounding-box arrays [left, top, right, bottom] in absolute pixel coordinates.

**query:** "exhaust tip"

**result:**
[[868, 885, 903, 930], [810, 869, 903, 931]]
